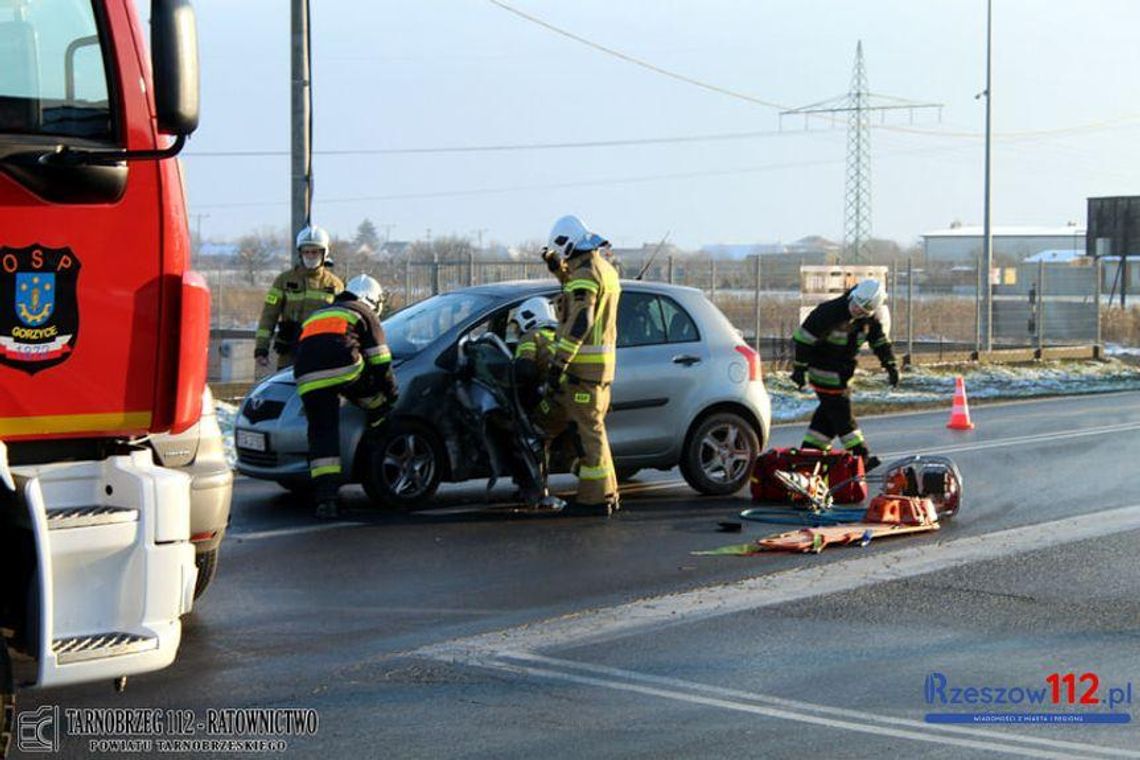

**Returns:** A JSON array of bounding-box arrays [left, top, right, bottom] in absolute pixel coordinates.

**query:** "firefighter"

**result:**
[[505, 296, 566, 511], [790, 278, 899, 468], [512, 296, 559, 412], [255, 224, 344, 370], [293, 274, 397, 518], [534, 215, 622, 516]]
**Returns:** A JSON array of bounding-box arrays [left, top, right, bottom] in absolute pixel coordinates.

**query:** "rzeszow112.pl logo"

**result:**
[[923, 671, 1133, 724]]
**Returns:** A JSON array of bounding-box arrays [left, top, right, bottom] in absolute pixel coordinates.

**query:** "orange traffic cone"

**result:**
[[946, 375, 975, 430]]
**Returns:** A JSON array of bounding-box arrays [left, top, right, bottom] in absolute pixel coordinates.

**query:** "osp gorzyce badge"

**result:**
[[0, 245, 81, 374]]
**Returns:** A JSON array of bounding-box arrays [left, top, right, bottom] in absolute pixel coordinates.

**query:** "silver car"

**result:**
[[148, 386, 233, 599], [234, 281, 770, 509]]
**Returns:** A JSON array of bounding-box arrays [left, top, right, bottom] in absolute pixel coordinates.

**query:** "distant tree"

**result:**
[[236, 228, 283, 285], [405, 235, 474, 262], [353, 218, 381, 252], [331, 234, 378, 280]]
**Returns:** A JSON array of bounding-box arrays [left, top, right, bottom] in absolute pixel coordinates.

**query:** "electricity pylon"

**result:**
[[781, 41, 942, 262]]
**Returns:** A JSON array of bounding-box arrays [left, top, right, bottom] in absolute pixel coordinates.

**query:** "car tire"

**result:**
[[361, 421, 444, 511], [680, 411, 760, 496], [193, 549, 219, 600]]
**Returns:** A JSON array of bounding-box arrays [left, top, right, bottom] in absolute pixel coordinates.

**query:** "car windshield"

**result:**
[[383, 292, 493, 359]]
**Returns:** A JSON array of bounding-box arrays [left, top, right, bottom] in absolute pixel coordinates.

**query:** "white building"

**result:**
[[922, 225, 1086, 264]]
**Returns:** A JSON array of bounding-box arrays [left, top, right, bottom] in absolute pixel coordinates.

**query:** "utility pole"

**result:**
[[981, 0, 994, 351], [781, 41, 941, 263], [291, 0, 311, 260]]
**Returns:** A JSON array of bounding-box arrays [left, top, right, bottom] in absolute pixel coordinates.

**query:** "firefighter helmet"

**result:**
[[296, 224, 330, 269], [547, 214, 607, 259], [345, 274, 384, 315], [849, 278, 886, 316], [511, 296, 558, 334]]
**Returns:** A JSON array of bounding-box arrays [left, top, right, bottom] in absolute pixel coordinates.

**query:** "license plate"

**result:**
[[236, 429, 267, 452]]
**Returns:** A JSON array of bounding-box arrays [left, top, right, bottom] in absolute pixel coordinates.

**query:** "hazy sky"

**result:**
[[177, 0, 1140, 250]]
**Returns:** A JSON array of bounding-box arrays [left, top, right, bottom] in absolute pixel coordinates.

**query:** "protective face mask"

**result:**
[[301, 251, 323, 270]]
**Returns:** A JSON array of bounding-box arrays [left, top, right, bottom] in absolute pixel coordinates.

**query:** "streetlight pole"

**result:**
[[982, 0, 994, 352]]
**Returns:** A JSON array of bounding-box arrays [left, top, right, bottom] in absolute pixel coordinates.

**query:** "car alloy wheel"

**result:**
[[680, 411, 760, 496], [362, 420, 445, 511], [382, 432, 437, 497]]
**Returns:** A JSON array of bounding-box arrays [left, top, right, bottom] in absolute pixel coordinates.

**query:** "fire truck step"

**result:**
[[46, 506, 138, 530], [52, 632, 157, 664]]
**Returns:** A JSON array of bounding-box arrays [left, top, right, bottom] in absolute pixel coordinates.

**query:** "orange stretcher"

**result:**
[[756, 493, 941, 553]]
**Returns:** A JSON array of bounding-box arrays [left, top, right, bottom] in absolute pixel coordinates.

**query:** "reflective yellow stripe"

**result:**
[[311, 464, 342, 478], [0, 411, 152, 438], [297, 362, 364, 395], [564, 278, 599, 294], [579, 464, 612, 480], [302, 308, 360, 327], [569, 353, 611, 364]]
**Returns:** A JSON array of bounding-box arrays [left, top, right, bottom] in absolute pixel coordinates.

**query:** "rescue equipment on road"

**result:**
[[696, 455, 963, 556]]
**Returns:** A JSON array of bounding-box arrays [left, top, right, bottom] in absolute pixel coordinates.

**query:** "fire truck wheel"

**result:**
[[194, 549, 219, 600]]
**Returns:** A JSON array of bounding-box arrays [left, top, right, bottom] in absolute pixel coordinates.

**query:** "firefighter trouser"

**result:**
[[300, 385, 343, 504], [275, 349, 295, 370], [536, 380, 617, 506], [802, 387, 867, 455], [299, 372, 391, 504]]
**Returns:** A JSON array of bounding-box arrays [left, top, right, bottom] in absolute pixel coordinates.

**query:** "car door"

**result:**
[[609, 291, 709, 458]]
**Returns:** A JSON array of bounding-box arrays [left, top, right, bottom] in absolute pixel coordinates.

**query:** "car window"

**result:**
[[382, 292, 492, 359], [661, 296, 700, 343], [617, 292, 668, 348]]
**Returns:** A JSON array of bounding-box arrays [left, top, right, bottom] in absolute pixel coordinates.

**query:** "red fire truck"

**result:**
[[0, 0, 205, 751]]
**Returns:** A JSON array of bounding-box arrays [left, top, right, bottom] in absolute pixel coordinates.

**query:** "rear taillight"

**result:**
[[734, 344, 761, 382]]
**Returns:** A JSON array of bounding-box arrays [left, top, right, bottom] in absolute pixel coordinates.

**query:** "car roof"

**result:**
[[461, 278, 703, 300]]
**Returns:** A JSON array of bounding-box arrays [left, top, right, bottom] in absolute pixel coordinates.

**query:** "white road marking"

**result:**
[[458, 655, 1138, 759], [882, 420, 1140, 459], [415, 504, 1140, 755], [419, 503, 1140, 656], [494, 653, 1140, 758]]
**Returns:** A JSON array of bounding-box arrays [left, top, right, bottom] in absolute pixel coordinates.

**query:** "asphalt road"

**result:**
[[14, 390, 1140, 759]]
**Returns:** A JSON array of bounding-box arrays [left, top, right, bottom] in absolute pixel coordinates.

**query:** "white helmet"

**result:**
[[548, 214, 607, 259], [848, 278, 886, 316], [345, 274, 384, 315], [296, 224, 331, 270], [511, 296, 557, 334]]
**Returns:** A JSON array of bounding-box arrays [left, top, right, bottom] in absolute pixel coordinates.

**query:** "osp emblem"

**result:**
[[0, 245, 81, 374]]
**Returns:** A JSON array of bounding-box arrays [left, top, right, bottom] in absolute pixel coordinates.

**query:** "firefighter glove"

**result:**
[[541, 247, 561, 273]]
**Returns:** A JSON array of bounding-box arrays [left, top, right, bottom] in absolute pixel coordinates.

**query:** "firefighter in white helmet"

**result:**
[[790, 278, 898, 468], [255, 224, 344, 370], [293, 274, 397, 518], [533, 215, 622, 516]]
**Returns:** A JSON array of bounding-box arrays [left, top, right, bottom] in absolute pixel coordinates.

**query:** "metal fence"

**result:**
[[208, 254, 1108, 385]]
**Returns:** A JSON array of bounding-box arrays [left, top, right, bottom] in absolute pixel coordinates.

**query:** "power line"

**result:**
[[184, 127, 817, 158], [488, 0, 1140, 142], [487, 0, 790, 111], [193, 138, 994, 211]]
